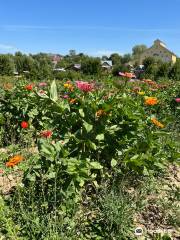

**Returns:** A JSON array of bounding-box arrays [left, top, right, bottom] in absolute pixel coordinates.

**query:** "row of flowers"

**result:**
[[1, 76, 179, 172]]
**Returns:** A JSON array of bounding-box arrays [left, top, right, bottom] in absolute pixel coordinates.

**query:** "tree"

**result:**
[[0, 54, 14, 75], [109, 53, 122, 65], [156, 62, 171, 79], [121, 54, 132, 64], [142, 57, 158, 80], [143, 57, 156, 69], [169, 59, 180, 81], [132, 45, 147, 57], [81, 57, 101, 75], [112, 64, 130, 76], [102, 55, 109, 61], [69, 50, 76, 56]]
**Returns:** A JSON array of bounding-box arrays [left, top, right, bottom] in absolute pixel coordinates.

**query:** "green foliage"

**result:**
[[132, 44, 147, 57], [109, 53, 122, 65], [0, 77, 179, 239], [169, 58, 180, 81], [112, 64, 130, 76], [0, 54, 14, 75], [81, 57, 101, 75]]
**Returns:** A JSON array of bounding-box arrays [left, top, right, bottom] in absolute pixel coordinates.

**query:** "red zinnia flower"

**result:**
[[40, 130, 52, 138], [21, 121, 29, 129], [25, 84, 33, 91]]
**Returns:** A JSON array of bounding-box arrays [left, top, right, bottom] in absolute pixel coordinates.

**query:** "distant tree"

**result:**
[[56, 59, 68, 68], [102, 55, 109, 61], [142, 57, 158, 80], [109, 53, 122, 65], [121, 54, 132, 64], [132, 45, 147, 57], [168, 59, 180, 81], [112, 64, 130, 76], [143, 57, 156, 69], [156, 62, 171, 78], [81, 57, 101, 75], [15, 51, 23, 57], [69, 50, 76, 56], [0, 55, 14, 75]]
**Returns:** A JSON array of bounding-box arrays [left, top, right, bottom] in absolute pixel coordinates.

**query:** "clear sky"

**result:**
[[0, 0, 180, 56]]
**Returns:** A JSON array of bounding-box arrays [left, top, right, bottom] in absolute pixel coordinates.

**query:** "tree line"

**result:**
[[0, 46, 180, 81]]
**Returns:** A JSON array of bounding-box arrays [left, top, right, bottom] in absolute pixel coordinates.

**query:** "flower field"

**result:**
[[0, 77, 179, 239]]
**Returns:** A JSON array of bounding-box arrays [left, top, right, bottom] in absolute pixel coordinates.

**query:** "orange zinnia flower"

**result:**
[[144, 97, 158, 106], [151, 118, 164, 128], [6, 155, 24, 167], [3, 83, 13, 90], [69, 98, 77, 104], [95, 109, 107, 117]]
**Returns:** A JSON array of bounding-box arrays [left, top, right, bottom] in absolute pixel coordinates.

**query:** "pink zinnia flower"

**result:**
[[75, 81, 94, 92], [175, 98, 180, 103], [63, 95, 69, 99], [39, 82, 47, 87]]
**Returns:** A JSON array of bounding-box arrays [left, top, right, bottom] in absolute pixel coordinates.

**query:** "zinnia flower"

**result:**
[[76, 81, 94, 92], [38, 82, 47, 87], [95, 109, 107, 117], [119, 72, 136, 78], [151, 118, 164, 128], [64, 83, 74, 91], [39, 90, 45, 95], [25, 84, 33, 91], [6, 155, 24, 167], [144, 97, 158, 106], [63, 94, 69, 99], [69, 98, 77, 104], [3, 83, 13, 90], [137, 91, 145, 95], [175, 98, 180, 103], [132, 86, 141, 93], [21, 121, 29, 129], [40, 130, 52, 138]]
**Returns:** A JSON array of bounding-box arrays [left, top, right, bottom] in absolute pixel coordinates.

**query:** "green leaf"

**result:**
[[96, 134, 104, 141], [83, 121, 93, 133], [90, 162, 103, 169], [111, 159, 117, 167], [39, 140, 56, 160], [88, 141, 97, 150], [47, 172, 56, 179], [50, 80, 58, 102], [79, 109, 85, 118], [28, 108, 39, 118]]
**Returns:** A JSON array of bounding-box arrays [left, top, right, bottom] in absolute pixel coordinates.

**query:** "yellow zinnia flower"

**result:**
[[137, 91, 145, 95]]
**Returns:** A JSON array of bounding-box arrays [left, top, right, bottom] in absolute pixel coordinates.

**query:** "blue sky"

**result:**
[[0, 0, 180, 56]]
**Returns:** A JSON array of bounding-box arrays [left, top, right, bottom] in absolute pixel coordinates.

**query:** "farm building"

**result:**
[[139, 39, 177, 64]]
